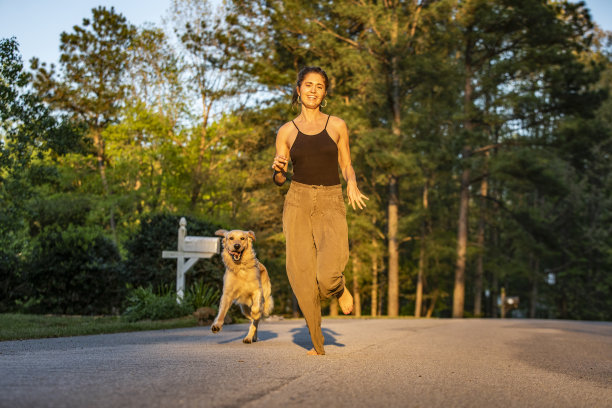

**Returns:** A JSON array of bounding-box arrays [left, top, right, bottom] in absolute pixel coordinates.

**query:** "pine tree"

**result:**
[[31, 7, 135, 242]]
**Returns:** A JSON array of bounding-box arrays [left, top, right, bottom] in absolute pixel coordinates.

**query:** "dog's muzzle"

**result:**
[[227, 247, 244, 261]]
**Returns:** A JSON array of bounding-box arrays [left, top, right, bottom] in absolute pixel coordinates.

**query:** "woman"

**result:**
[[271, 66, 368, 355]]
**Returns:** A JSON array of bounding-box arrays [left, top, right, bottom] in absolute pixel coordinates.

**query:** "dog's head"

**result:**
[[215, 229, 256, 262]]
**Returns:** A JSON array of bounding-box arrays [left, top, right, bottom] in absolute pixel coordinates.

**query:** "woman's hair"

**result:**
[[291, 66, 329, 107]]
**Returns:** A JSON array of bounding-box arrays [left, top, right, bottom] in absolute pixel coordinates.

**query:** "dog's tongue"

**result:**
[[230, 250, 241, 261]]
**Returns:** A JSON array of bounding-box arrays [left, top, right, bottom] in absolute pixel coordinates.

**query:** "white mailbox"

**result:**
[[162, 217, 221, 303], [183, 236, 219, 253]]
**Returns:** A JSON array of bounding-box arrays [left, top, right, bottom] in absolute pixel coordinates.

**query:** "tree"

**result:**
[[450, 0, 602, 317], [0, 37, 83, 311], [32, 7, 135, 242], [170, 0, 250, 211], [229, 0, 459, 316], [103, 25, 188, 220]]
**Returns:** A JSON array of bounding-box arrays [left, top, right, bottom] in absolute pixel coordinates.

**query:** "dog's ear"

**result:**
[[247, 231, 256, 241], [215, 229, 228, 237]]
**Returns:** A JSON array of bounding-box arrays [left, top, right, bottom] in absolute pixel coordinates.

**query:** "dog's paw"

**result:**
[[211, 323, 222, 333], [243, 337, 253, 344]]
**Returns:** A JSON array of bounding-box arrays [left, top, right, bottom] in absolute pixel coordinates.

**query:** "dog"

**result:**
[[211, 229, 273, 343]]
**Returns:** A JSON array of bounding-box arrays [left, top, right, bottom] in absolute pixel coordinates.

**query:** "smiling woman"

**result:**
[[270, 66, 369, 356]]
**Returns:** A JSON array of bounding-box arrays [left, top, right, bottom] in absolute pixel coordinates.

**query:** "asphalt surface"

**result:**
[[0, 318, 610, 408]]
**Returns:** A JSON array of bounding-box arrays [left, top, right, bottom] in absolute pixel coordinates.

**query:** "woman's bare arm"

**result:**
[[334, 117, 368, 210], [272, 123, 292, 186]]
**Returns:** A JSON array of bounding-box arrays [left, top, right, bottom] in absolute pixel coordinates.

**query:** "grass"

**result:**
[[0, 313, 200, 342]]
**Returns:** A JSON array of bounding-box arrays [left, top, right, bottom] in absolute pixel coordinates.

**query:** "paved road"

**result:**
[[0, 318, 610, 408]]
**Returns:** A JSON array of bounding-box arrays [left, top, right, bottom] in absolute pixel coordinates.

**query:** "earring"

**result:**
[[320, 98, 328, 108], [297, 95, 302, 105]]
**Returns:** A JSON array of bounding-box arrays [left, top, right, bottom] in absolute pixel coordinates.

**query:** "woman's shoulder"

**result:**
[[327, 115, 348, 131], [277, 121, 296, 136]]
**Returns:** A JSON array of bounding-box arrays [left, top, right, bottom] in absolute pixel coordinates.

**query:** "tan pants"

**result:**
[[283, 181, 349, 355]]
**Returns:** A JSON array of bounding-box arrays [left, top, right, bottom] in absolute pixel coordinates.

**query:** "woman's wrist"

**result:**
[[273, 170, 287, 186]]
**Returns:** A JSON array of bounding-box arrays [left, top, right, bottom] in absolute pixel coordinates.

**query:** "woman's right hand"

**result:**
[[271, 155, 288, 172]]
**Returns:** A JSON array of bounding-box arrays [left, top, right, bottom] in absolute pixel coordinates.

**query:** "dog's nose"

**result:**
[[234, 244, 240, 250]]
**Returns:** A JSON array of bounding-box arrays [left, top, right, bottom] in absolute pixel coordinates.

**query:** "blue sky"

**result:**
[[1, 0, 611, 67]]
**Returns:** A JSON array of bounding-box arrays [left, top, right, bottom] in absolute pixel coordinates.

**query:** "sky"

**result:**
[[0, 0, 611, 68]]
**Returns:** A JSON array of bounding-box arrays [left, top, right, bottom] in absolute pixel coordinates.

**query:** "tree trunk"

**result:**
[[329, 297, 339, 317], [415, 179, 429, 318], [370, 236, 378, 317], [453, 38, 474, 319], [474, 168, 488, 317], [190, 98, 212, 210], [352, 257, 362, 317], [426, 289, 439, 318], [530, 256, 539, 318], [500, 287, 506, 318], [491, 259, 499, 319], [386, 30, 402, 316], [292, 293, 300, 318], [387, 175, 399, 317], [452, 162, 470, 318]]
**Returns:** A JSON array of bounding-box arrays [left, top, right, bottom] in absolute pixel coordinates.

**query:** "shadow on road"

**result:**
[[289, 326, 345, 350], [216, 330, 278, 344]]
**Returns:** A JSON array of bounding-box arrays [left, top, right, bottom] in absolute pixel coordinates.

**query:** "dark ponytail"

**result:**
[[291, 66, 329, 108]]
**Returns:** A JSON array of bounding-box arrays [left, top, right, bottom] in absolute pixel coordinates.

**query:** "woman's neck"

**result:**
[[298, 107, 324, 123]]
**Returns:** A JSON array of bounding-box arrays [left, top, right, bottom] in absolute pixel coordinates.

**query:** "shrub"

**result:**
[[27, 193, 92, 237], [123, 213, 225, 292], [24, 225, 125, 315], [122, 280, 221, 322], [122, 284, 193, 322], [185, 279, 221, 310], [0, 249, 22, 312]]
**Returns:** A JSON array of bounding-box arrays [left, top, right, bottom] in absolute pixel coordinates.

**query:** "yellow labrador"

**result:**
[[212, 229, 273, 343]]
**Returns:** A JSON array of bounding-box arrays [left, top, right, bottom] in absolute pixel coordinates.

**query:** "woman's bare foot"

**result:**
[[338, 286, 354, 315], [307, 348, 323, 356]]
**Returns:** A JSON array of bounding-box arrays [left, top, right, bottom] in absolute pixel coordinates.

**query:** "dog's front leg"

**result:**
[[211, 293, 233, 333], [250, 290, 262, 321], [242, 290, 262, 343], [244, 318, 260, 344]]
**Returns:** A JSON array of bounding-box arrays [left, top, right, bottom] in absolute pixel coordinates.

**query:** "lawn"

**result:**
[[0, 313, 200, 341]]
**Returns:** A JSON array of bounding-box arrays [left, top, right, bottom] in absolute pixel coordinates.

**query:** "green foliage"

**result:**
[[0, 2, 609, 323], [186, 279, 221, 310], [122, 280, 221, 322], [27, 193, 94, 237], [0, 313, 198, 341], [0, 248, 22, 312], [123, 213, 225, 290], [1, 37, 83, 235], [24, 225, 124, 315], [32, 7, 135, 126], [122, 284, 193, 322]]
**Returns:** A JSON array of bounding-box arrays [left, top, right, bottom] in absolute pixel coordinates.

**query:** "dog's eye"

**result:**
[[240, 237, 245, 240], [229, 237, 234, 240]]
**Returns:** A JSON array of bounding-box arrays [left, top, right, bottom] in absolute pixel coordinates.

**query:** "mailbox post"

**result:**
[[162, 217, 220, 303]]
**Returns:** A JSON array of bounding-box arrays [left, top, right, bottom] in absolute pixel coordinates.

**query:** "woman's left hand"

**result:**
[[347, 182, 369, 210]]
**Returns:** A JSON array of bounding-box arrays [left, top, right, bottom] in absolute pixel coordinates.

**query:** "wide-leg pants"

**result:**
[[282, 181, 349, 355]]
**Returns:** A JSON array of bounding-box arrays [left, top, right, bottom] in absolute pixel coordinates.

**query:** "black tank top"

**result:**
[[290, 115, 340, 186]]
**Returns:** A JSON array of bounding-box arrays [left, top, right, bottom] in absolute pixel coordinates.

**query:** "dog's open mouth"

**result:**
[[228, 249, 243, 262]]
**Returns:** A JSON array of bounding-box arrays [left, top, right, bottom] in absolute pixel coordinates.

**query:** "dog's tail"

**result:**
[[259, 263, 274, 317]]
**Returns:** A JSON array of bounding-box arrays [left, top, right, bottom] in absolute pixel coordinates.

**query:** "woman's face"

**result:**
[[298, 72, 327, 109]]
